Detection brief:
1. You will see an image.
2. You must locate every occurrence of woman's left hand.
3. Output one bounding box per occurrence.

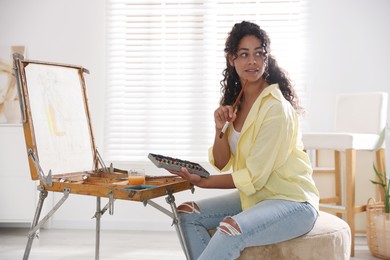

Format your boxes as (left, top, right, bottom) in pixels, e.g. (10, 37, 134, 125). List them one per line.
(168, 167, 202, 186)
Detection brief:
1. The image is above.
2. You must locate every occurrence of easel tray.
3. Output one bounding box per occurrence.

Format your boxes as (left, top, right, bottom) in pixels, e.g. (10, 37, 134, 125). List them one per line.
(47, 172, 192, 201)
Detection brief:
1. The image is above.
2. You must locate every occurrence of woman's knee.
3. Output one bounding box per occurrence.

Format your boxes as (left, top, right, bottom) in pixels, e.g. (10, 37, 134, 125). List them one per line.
(218, 217, 241, 236)
(177, 201, 200, 214)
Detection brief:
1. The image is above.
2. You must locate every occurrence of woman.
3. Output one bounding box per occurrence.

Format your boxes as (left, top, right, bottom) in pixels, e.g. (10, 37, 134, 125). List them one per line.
(170, 21, 319, 260)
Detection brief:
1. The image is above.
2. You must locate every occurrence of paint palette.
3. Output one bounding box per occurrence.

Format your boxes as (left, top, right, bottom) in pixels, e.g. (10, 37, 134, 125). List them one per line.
(148, 153, 210, 178)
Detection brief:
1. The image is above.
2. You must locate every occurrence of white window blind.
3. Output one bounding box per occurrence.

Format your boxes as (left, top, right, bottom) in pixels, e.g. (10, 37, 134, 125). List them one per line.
(105, 0, 307, 163)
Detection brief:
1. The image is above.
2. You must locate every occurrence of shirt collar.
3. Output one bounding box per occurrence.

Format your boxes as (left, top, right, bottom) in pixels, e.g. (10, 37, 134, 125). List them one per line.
(239, 83, 281, 134)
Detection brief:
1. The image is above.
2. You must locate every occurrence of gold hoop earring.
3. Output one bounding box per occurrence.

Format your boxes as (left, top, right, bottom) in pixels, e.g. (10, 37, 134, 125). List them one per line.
(263, 66, 269, 82)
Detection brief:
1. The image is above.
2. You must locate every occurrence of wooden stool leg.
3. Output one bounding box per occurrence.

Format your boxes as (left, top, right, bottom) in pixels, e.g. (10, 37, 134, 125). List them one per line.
(376, 149, 386, 202)
(346, 149, 356, 257)
(334, 151, 342, 218)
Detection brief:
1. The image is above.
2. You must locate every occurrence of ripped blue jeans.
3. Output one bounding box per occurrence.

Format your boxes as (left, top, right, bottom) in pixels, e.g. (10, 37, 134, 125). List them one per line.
(178, 191, 317, 260)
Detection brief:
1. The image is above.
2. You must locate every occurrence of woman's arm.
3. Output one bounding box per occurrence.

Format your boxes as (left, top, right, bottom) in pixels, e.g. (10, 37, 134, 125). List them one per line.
(212, 128, 231, 170)
(212, 105, 236, 169)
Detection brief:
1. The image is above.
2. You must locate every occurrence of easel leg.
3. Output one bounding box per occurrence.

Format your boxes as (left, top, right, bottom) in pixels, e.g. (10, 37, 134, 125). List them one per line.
(24, 187, 70, 260)
(23, 186, 48, 260)
(165, 191, 191, 260)
(95, 197, 101, 260)
(92, 196, 114, 260)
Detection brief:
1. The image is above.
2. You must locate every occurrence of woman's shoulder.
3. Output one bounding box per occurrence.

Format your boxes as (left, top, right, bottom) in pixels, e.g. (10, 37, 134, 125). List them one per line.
(266, 83, 284, 101)
(260, 84, 283, 107)
(261, 85, 296, 118)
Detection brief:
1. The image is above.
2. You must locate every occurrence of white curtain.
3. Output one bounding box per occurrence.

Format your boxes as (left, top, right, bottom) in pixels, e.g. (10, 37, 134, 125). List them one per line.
(105, 0, 307, 163)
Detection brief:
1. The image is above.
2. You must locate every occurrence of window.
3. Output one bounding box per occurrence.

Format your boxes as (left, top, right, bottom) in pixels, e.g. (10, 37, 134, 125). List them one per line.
(105, 0, 307, 163)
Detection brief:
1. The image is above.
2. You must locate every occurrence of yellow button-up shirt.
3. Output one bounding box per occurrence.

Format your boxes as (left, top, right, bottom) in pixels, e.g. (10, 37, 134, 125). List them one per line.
(209, 84, 319, 211)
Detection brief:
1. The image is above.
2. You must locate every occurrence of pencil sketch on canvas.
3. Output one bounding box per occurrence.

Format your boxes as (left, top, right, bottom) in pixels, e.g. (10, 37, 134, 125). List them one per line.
(24, 63, 94, 175)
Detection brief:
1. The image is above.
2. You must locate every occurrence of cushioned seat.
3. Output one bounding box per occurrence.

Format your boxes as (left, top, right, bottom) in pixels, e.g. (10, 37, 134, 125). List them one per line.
(303, 132, 381, 151)
(210, 211, 351, 260)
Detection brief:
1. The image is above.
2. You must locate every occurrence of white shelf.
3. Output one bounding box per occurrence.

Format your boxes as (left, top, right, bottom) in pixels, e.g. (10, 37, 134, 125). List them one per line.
(0, 126, 36, 224)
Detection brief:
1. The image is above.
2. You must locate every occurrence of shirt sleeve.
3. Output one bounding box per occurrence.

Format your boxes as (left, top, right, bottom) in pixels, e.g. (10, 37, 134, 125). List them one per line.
(232, 101, 295, 197)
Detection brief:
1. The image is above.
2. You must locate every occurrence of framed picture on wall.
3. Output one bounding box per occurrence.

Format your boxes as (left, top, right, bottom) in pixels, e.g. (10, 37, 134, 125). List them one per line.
(0, 45, 25, 124)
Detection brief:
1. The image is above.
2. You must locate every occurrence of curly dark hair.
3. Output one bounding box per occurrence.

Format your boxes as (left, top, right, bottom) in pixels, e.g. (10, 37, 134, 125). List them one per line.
(220, 21, 302, 112)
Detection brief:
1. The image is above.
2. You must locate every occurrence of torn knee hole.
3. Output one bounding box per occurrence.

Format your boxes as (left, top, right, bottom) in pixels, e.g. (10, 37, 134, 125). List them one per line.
(218, 217, 241, 236)
(177, 201, 200, 214)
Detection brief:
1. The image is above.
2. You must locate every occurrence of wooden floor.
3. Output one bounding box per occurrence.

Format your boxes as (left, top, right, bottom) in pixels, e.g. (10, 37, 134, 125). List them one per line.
(0, 227, 380, 259)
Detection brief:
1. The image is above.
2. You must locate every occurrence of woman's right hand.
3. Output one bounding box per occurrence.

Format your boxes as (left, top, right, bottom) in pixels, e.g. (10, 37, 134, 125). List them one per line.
(214, 105, 236, 130)
(212, 105, 235, 169)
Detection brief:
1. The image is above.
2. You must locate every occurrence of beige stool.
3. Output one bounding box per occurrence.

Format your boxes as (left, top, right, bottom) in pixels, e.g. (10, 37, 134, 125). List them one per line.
(210, 211, 351, 260)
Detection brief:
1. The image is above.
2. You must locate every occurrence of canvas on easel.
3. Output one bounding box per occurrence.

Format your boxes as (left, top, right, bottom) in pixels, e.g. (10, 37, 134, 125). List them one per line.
(22, 57, 95, 176)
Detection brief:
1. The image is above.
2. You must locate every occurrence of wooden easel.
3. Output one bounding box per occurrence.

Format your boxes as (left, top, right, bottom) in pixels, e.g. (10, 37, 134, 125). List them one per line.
(13, 54, 194, 260)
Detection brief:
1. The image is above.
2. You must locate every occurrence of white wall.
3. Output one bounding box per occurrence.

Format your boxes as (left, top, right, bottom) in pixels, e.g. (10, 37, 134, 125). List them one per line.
(305, 0, 390, 131)
(0, 0, 389, 232)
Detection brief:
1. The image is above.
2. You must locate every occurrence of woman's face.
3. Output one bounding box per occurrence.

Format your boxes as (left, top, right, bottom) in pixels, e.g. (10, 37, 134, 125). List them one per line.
(230, 35, 267, 83)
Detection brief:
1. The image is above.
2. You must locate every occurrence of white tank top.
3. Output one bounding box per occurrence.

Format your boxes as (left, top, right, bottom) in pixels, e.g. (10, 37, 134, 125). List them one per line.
(228, 126, 240, 156)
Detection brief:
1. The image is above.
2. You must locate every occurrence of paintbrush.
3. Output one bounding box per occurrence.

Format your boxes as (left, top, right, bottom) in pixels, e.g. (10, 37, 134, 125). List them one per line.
(219, 79, 248, 138)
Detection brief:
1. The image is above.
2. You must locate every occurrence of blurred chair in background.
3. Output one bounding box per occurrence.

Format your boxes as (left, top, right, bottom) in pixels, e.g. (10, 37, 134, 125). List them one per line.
(302, 92, 388, 256)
